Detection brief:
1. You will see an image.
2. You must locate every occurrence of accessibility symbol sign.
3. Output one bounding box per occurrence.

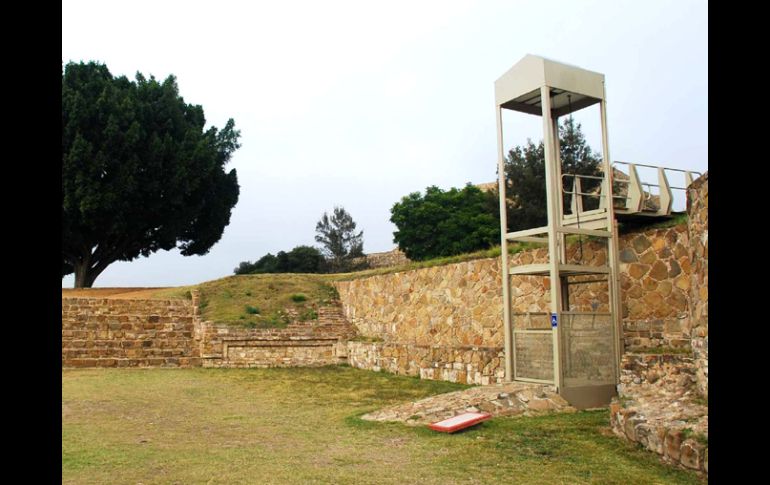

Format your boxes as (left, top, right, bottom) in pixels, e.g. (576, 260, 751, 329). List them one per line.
(551, 313, 558, 328)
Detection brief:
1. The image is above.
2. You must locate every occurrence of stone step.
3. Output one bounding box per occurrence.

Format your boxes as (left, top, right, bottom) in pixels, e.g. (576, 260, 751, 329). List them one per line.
(620, 352, 695, 387)
(610, 398, 707, 474)
(63, 357, 201, 368)
(62, 338, 194, 346)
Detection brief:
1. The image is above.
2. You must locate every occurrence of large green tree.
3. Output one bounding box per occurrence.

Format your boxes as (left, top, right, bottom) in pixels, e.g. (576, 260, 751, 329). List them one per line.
(503, 117, 602, 232)
(315, 207, 365, 272)
(390, 184, 500, 261)
(62, 61, 241, 287)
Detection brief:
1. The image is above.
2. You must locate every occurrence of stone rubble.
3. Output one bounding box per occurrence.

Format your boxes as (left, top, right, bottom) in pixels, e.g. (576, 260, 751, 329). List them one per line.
(361, 382, 575, 426)
(610, 352, 707, 475)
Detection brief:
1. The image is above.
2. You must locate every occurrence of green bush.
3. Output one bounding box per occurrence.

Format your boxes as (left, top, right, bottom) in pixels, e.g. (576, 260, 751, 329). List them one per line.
(234, 246, 326, 274)
(245, 305, 260, 314)
(290, 293, 307, 303)
(390, 184, 500, 261)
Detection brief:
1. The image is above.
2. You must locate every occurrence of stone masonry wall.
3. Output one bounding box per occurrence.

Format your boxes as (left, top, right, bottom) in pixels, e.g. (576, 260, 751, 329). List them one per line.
(688, 172, 708, 399)
(62, 298, 198, 367)
(351, 248, 411, 270)
(336, 225, 692, 384)
(198, 303, 357, 368)
(619, 226, 692, 350)
(610, 352, 708, 474)
(347, 341, 505, 385)
(62, 292, 357, 369)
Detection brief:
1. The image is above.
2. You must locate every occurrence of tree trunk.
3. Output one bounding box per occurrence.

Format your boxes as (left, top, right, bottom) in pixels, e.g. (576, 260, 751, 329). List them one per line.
(73, 261, 92, 288)
(73, 260, 101, 288)
(69, 248, 116, 288)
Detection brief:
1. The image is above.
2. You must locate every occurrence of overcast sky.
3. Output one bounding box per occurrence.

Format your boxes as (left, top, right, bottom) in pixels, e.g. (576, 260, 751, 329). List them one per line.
(62, 0, 708, 288)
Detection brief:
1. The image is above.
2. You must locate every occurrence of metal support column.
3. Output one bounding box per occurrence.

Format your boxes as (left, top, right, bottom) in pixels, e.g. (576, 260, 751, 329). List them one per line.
(600, 93, 623, 376)
(541, 85, 563, 391)
(496, 106, 513, 382)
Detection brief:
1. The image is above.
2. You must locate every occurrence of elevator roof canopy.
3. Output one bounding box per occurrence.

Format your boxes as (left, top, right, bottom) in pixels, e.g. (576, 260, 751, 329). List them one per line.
(495, 54, 605, 118)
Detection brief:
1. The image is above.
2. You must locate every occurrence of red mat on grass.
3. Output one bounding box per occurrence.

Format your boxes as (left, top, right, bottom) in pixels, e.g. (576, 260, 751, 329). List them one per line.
(427, 412, 491, 433)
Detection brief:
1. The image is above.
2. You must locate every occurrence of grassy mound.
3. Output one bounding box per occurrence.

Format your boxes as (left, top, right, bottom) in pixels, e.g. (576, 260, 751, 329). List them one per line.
(149, 274, 338, 328)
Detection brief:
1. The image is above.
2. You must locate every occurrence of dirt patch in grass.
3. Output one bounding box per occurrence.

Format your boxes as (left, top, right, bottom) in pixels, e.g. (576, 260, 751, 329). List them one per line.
(62, 288, 172, 299)
(63, 367, 705, 485)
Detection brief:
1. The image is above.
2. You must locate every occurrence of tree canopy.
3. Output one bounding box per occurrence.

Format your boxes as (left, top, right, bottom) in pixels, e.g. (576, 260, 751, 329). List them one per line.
(315, 207, 365, 272)
(388, 119, 600, 261)
(234, 246, 325, 275)
(62, 61, 241, 287)
(390, 184, 500, 261)
(503, 117, 602, 232)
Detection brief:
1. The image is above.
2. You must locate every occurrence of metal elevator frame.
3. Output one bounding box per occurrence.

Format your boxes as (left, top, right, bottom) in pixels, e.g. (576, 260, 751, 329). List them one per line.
(495, 55, 621, 408)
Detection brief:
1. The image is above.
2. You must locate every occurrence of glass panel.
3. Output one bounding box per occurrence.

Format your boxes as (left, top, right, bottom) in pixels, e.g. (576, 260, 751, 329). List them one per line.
(514, 332, 553, 381)
(511, 312, 550, 330)
(560, 313, 616, 387)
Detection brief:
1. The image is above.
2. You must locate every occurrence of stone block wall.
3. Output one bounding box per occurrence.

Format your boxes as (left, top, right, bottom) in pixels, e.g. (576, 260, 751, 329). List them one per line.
(337, 257, 507, 348)
(62, 297, 198, 367)
(618, 226, 692, 349)
(198, 303, 358, 368)
(347, 341, 505, 385)
(610, 352, 707, 475)
(335, 225, 693, 383)
(688, 172, 708, 399)
(362, 248, 411, 269)
(62, 293, 357, 369)
(610, 401, 707, 474)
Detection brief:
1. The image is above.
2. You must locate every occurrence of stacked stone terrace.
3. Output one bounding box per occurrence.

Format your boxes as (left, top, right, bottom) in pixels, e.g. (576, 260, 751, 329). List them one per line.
(62, 293, 358, 369)
(62, 297, 199, 367)
(195, 295, 358, 368)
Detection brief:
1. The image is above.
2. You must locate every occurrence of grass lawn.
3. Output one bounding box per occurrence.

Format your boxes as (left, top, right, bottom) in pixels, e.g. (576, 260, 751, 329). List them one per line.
(63, 366, 704, 485)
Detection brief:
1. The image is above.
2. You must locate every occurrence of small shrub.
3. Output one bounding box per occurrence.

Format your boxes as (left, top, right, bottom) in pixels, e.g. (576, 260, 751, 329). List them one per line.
(263, 310, 291, 328)
(299, 308, 318, 321)
(245, 291, 252, 296)
(680, 427, 708, 445)
(245, 305, 260, 315)
(290, 293, 307, 303)
(320, 283, 339, 301)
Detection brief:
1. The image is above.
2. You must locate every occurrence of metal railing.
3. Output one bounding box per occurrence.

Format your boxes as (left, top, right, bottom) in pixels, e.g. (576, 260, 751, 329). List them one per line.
(559, 162, 702, 217)
(612, 162, 702, 215)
